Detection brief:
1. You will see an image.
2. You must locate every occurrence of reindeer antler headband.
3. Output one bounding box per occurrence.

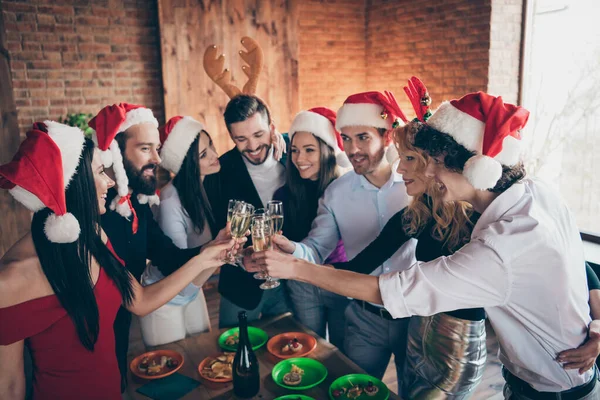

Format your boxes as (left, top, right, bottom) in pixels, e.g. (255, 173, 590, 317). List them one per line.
(203, 37, 264, 98)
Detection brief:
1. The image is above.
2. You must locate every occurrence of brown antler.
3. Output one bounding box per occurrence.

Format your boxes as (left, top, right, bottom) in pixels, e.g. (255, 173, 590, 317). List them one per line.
(203, 44, 242, 99)
(238, 36, 264, 95)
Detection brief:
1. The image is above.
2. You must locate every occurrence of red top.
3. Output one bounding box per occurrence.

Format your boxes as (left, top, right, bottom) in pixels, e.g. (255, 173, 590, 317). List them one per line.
(0, 248, 124, 399)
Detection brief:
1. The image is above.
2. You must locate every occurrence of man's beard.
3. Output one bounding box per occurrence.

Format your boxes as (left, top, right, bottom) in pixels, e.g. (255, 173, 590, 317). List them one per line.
(350, 147, 386, 176)
(241, 144, 270, 165)
(123, 156, 157, 195)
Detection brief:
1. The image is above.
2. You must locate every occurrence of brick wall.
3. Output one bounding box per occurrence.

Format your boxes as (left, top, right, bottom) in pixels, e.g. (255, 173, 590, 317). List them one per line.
(366, 0, 492, 117)
(2, 0, 164, 137)
(298, 0, 367, 111)
(488, 0, 524, 104)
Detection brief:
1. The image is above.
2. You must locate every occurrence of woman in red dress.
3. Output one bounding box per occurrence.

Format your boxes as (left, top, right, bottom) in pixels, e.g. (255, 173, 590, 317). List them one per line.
(0, 122, 236, 400)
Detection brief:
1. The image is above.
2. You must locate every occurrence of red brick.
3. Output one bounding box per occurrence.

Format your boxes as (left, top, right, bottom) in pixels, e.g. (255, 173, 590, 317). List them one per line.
(31, 99, 50, 107)
(76, 16, 109, 26)
(46, 81, 65, 88)
(15, 12, 36, 22)
(38, 5, 74, 16)
(3, 3, 37, 13)
(27, 71, 47, 80)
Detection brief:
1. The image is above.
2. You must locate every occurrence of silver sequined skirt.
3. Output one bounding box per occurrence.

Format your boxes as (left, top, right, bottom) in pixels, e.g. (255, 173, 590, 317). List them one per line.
(402, 313, 487, 399)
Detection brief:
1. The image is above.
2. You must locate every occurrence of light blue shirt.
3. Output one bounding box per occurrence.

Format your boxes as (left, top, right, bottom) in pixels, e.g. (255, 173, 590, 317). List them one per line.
(293, 162, 417, 281)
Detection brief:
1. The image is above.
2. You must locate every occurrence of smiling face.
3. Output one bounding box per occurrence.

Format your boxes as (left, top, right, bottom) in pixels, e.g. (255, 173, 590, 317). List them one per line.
(229, 112, 273, 165)
(92, 148, 115, 214)
(340, 125, 386, 176)
(424, 154, 475, 202)
(291, 131, 321, 181)
(121, 122, 162, 195)
(198, 131, 220, 177)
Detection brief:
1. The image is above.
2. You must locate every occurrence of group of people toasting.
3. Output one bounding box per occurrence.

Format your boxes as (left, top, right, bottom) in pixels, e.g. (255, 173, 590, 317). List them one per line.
(1, 51, 600, 399)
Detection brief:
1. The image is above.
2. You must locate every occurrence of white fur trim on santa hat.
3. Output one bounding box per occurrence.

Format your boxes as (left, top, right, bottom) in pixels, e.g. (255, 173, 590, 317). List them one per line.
(160, 117, 204, 174)
(336, 151, 352, 168)
(427, 101, 485, 153)
(110, 195, 133, 218)
(109, 141, 129, 198)
(385, 144, 399, 164)
(44, 212, 81, 243)
(9, 186, 46, 212)
(44, 121, 85, 188)
(90, 132, 114, 167)
(336, 103, 390, 131)
(290, 111, 338, 150)
(493, 135, 521, 166)
(119, 107, 158, 134)
(463, 155, 502, 190)
(137, 193, 160, 206)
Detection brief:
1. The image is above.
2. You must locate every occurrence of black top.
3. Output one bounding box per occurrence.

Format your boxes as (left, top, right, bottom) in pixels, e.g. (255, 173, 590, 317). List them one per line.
(273, 180, 320, 242)
(101, 188, 200, 389)
(203, 137, 289, 310)
(332, 195, 486, 321)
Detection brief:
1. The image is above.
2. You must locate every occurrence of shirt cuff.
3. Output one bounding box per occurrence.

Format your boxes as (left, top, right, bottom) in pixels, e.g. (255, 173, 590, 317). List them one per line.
(379, 271, 411, 319)
(292, 242, 304, 259)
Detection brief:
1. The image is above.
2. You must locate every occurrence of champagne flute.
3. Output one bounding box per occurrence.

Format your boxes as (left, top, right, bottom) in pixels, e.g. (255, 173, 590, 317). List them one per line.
(267, 200, 284, 234)
(227, 199, 240, 223)
(251, 212, 269, 280)
(226, 202, 254, 264)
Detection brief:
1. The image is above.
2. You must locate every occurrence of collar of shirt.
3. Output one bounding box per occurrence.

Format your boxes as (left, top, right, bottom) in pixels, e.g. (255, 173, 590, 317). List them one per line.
(352, 160, 402, 192)
(241, 146, 279, 172)
(473, 180, 526, 237)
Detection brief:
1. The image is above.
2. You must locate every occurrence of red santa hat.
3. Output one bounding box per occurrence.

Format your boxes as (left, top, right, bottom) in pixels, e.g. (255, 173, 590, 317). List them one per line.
(288, 107, 351, 168)
(336, 91, 408, 163)
(159, 116, 205, 174)
(426, 92, 530, 190)
(0, 121, 85, 243)
(88, 103, 160, 218)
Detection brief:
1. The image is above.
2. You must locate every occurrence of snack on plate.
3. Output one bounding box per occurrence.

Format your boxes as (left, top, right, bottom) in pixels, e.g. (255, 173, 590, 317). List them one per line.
(137, 355, 179, 376)
(201, 353, 234, 380)
(225, 332, 240, 346)
(281, 337, 303, 354)
(364, 381, 379, 396)
(282, 364, 304, 386)
(138, 356, 150, 373)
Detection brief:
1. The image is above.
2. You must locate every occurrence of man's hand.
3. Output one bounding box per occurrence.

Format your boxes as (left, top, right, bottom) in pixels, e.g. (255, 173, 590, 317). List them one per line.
(214, 222, 232, 241)
(271, 234, 295, 254)
(557, 320, 600, 374)
(271, 127, 286, 161)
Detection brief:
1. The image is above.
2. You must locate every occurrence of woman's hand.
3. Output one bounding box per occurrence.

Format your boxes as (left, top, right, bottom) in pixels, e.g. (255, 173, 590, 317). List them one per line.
(271, 234, 295, 254)
(251, 250, 301, 280)
(557, 320, 600, 374)
(214, 222, 232, 241)
(198, 237, 244, 269)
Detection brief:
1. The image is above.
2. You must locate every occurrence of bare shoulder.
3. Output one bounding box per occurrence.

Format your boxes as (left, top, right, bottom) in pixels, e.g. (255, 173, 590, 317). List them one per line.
(0, 233, 50, 308)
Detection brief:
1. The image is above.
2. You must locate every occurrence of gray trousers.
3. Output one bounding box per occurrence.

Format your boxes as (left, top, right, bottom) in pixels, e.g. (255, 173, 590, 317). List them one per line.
(287, 280, 350, 351)
(343, 300, 410, 381)
(503, 367, 600, 399)
(218, 283, 291, 328)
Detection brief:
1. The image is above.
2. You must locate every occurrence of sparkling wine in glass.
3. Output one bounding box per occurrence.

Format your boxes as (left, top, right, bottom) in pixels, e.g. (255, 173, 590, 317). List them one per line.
(267, 200, 284, 234)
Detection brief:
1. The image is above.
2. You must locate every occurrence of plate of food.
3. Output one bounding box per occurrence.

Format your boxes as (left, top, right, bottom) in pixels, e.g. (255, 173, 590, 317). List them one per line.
(271, 357, 327, 391)
(267, 332, 317, 359)
(218, 327, 268, 352)
(130, 349, 184, 380)
(329, 374, 389, 399)
(198, 352, 234, 382)
(273, 395, 316, 400)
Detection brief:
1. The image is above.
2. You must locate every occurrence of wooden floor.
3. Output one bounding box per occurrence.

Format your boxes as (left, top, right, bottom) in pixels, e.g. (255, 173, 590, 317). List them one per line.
(129, 280, 505, 399)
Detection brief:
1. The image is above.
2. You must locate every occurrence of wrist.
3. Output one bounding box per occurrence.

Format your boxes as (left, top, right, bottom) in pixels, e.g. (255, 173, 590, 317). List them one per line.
(292, 258, 309, 281)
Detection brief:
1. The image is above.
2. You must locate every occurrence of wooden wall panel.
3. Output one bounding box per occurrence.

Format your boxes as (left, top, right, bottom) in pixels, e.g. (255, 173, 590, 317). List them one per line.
(0, 6, 31, 257)
(158, 0, 299, 155)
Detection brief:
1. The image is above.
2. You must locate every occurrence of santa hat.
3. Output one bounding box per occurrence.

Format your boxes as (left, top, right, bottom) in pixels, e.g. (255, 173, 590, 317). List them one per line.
(426, 92, 530, 190)
(336, 91, 408, 163)
(288, 107, 351, 168)
(159, 116, 205, 174)
(0, 121, 85, 243)
(88, 103, 160, 218)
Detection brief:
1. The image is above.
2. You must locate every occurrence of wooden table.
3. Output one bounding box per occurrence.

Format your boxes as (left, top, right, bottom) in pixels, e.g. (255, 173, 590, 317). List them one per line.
(127, 313, 402, 399)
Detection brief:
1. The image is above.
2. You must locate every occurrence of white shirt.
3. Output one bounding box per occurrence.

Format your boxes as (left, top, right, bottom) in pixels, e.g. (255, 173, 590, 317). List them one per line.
(379, 178, 592, 391)
(242, 147, 285, 208)
(293, 161, 417, 280)
(141, 182, 213, 305)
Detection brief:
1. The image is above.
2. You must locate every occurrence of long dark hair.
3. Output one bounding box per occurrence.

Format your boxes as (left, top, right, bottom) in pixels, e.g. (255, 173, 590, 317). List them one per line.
(413, 124, 525, 192)
(171, 133, 216, 236)
(285, 135, 338, 240)
(31, 139, 134, 351)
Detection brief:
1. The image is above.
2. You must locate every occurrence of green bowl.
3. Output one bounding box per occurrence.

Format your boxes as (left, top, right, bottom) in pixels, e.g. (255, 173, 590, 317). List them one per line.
(272, 357, 328, 391)
(274, 396, 316, 400)
(218, 327, 268, 351)
(328, 374, 389, 400)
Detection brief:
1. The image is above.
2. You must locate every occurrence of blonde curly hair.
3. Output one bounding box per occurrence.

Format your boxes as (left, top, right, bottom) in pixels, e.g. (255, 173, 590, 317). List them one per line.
(394, 121, 475, 253)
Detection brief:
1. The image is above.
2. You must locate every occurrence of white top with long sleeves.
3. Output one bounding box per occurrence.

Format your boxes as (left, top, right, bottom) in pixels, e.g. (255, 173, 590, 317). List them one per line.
(379, 178, 592, 392)
(141, 182, 213, 305)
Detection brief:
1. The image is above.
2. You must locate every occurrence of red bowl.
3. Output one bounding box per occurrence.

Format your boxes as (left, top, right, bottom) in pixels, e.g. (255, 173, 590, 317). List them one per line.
(267, 332, 317, 359)
(130, 349, 184, 380)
